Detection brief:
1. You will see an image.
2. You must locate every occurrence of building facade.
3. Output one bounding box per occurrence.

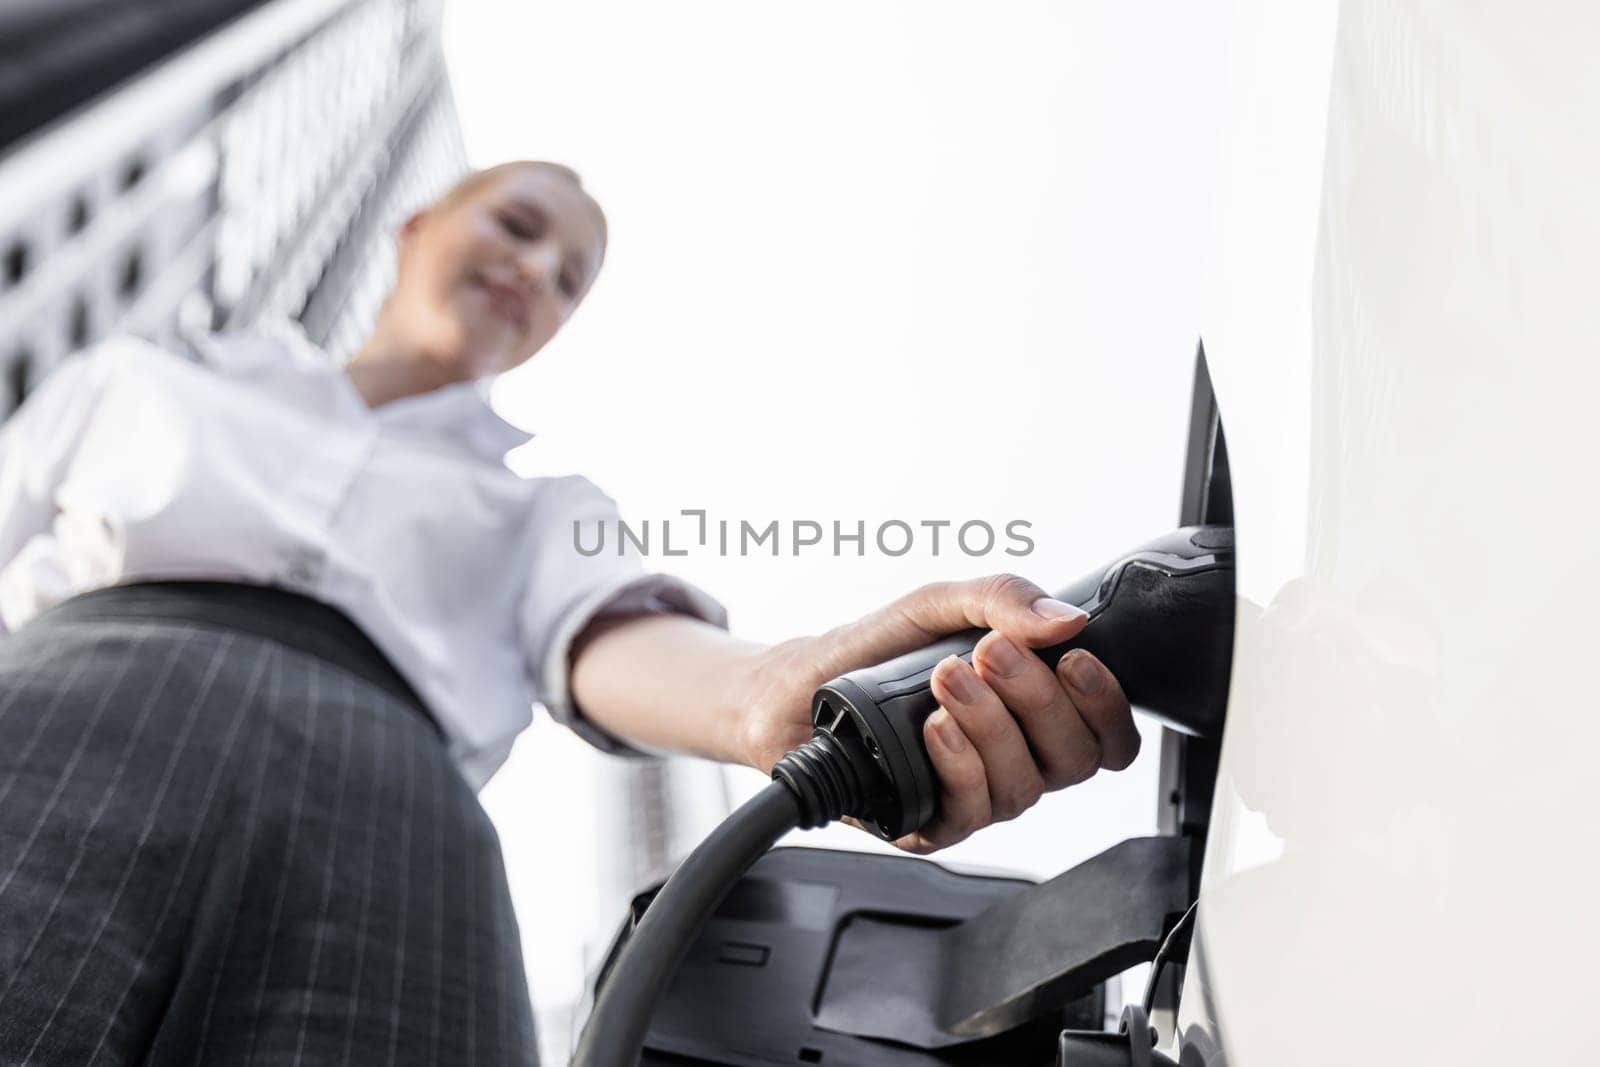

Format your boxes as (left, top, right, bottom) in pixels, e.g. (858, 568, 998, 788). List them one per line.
(0, 0, 468, 416)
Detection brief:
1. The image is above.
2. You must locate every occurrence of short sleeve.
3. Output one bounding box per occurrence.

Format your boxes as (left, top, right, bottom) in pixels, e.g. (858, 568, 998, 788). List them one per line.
(0, 348, 109, 633)
(520, 475, 729, 756)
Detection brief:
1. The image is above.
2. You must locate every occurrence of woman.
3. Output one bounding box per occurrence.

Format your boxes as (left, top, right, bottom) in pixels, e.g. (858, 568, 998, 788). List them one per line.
(0, 160, 1138, 1064)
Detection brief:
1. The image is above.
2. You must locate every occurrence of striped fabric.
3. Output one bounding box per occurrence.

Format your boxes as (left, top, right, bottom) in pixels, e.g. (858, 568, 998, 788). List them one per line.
(0, 604, 537, 1063)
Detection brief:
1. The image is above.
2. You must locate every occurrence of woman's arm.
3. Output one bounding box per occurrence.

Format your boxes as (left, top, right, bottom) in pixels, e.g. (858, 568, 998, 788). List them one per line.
(569, 573, 1139, 853)
(567, 610, 768, 766)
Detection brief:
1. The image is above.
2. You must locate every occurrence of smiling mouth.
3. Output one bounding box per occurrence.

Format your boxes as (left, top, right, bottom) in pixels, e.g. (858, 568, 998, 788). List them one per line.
(473, 276, 531, 330)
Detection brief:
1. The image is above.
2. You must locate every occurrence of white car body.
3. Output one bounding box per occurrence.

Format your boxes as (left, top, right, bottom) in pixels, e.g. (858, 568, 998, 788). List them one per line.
(1179, 1, 1600, 1063)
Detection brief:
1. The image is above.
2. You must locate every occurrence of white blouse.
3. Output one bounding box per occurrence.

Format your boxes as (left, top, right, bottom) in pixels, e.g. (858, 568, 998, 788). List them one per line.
(0, 322, 727, 788)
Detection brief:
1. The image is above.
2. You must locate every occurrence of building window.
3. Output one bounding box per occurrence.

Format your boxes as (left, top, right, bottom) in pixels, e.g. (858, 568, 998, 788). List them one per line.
(69, 297, 91, 349)
(3, 239, 27, 288)
(119, 247, 144, 298)
(68, 196, 91, 235)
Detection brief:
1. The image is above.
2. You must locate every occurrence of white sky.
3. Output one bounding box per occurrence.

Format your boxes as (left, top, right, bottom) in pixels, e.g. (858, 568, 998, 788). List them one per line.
(444, 0, 1221, 1053)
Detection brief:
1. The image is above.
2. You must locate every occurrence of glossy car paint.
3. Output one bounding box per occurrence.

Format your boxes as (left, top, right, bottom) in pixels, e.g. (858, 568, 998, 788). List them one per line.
(1179, 1, 1600, 1063)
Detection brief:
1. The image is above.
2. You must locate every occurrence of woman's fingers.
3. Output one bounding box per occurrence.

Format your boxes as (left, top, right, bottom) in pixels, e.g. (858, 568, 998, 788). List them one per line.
(971, 632, 1103, 789)
(929, 655, 1045, 823)
(887, 651, 1139, 856)
(808, 575, 1139, 857)
(1057, 649, 1140, 771)
(897, 709, 989, 854)
(812, 574, 1091, 683)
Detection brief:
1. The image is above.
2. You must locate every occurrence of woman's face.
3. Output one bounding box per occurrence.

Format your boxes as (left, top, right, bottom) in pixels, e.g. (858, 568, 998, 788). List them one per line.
(393, 165, 607, 379)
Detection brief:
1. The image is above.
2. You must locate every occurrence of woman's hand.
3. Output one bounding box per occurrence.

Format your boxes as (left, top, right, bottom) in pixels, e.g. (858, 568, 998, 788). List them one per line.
(737, 574, 1139, 854)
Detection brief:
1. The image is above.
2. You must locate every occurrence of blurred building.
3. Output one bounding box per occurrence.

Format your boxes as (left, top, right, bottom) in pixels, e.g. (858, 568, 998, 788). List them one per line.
(0, 0, 468, 416)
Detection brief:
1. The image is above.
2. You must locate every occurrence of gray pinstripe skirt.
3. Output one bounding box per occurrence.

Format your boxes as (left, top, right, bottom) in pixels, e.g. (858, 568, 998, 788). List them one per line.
(0, 581, 537, 1065)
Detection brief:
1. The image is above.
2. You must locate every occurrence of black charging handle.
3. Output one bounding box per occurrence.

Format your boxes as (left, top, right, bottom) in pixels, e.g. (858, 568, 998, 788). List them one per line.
(808, 526, 1235, 840)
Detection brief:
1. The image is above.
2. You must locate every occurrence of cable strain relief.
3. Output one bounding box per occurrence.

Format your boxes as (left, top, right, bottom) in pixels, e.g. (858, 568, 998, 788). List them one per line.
(771, 732, 867, 829)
